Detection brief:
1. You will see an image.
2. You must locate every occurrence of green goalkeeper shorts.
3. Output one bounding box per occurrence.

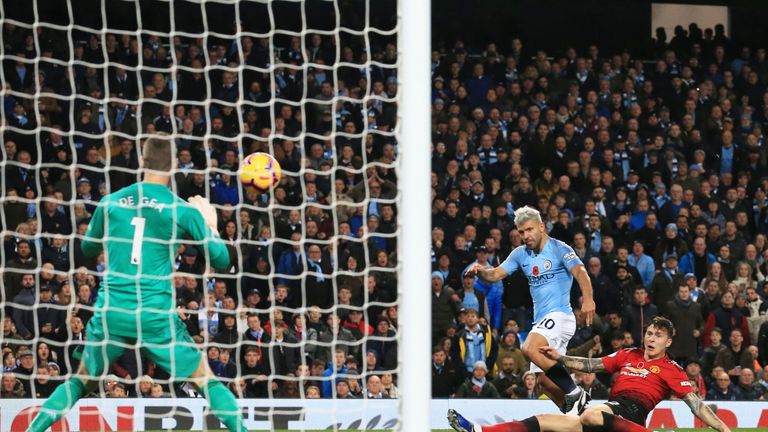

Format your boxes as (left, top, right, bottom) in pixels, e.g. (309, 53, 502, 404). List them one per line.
(82, 311, 202, 380)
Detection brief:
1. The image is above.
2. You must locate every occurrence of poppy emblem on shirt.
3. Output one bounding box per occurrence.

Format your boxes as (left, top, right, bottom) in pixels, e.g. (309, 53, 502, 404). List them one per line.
(532, 266, 539, 276)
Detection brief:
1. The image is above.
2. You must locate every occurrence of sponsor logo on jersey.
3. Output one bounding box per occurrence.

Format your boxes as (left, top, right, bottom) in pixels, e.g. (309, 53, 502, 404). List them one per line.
(563, 252, 577, 261)
(526, 273, 556, 285)
(681, 381, 691, 386)
(621, 363, 651, 378)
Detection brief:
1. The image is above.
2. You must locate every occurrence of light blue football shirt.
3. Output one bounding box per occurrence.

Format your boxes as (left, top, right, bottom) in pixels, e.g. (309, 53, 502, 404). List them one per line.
(500, 236, 583, 323)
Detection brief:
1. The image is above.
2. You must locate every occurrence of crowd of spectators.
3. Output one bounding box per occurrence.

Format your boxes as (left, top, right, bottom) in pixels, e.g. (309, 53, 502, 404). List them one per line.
(429, 24, 768, 401)
(3, 11, 768, 404)
(1, 13, 400, 400)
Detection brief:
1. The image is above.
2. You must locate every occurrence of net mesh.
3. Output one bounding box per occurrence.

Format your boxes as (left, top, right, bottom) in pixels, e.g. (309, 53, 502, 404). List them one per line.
(0, 0, 401, 429)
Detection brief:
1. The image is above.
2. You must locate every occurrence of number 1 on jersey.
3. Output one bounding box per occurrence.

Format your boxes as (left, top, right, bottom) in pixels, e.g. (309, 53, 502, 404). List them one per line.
(130, 217, 146, 265)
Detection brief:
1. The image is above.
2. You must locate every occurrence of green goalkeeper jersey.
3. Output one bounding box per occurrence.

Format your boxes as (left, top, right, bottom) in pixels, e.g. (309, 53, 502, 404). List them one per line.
(82, 182, 229, 337)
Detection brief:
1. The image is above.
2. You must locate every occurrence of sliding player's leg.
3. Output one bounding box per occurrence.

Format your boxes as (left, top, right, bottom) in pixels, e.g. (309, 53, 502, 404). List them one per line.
(448, 409, 582, 432)
(143, 315, 245, 432)
(475, 404, 649, 432)
(28, 316, 126, 432)
(580, 401, 652, 432)
(588, 413, 651, 432)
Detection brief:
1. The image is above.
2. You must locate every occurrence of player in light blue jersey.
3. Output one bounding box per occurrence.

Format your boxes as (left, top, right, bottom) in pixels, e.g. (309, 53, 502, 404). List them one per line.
(465, 206, 596, 416)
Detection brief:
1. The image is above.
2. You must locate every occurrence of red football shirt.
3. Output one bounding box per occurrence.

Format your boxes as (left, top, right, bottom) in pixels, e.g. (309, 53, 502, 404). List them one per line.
(601, 348, 694, 412)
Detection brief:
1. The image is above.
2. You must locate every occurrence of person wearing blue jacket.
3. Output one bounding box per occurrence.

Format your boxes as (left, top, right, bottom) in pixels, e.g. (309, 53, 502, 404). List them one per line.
(628, 240, 655, 288)
(678, 237, 716, 281)
(321, 349, 349, 398)
(212, 167, 240, 205)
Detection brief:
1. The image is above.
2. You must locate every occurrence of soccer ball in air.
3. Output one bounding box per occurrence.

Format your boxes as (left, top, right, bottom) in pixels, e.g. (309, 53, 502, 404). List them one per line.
(240, 152, 282, 192)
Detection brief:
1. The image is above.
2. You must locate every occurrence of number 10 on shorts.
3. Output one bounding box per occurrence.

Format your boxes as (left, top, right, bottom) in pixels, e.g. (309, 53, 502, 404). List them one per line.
(537, 318, 556, 330)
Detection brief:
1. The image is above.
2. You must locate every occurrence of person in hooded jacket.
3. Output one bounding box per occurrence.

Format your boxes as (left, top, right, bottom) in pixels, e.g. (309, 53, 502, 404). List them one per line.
(622, 286, 659, 344)
(665, 284, 704, 363)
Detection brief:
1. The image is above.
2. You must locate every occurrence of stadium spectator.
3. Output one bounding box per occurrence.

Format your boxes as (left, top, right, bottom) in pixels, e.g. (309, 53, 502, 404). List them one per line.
(315, 314, 357, 365)
(622, 286, 659, 344)
(686, 358, 708, 398)
(321, 349, 348, 398)
(649, 253, 685, 308)
(10, 274, 37, 339)
(364, 374, 390, 399)
(704, 291, 750, 347)
(679, 237, 717, 279)
(454, 360, 499, 399)
(240, 346, 270, 398)
(714, 329, 755, 381)
(1, 372, 26, 398)
(736, 368, 761, 401)
(432, 345, 461, 398)
(665, 284, 704, 363)
(431, 269, 461, 343)
(515, 371, 541, 399)
(451, 308, 498, 377)
(628, 240, 655, 288)
(380, 372, 399, 398)
(5, 243, 37, 298)
(587, 257, 620, 316)
(495, 330, 528, 375)
(335, 378, 355, 399)
(367, 317, 398, 371)
(241, 313, 269, 363)
(136, 375, 154, 398)
(491, 355, 522, 399)
(31, 364, 58, 398)
(707, 371, 742, 401)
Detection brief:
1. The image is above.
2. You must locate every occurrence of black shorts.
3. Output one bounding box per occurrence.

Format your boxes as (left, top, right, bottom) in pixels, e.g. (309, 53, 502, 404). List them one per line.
(603, 397, 649, 426)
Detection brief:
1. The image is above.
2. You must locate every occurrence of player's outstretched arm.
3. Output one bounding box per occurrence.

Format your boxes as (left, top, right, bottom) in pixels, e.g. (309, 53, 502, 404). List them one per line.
(465, 263, 508, 282)
(683, 392, 730, 432)
(184, 195, 229, 271)
(538, 346, 605, 373)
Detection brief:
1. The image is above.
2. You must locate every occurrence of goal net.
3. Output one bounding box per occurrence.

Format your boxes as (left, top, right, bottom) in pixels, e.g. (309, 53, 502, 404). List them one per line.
(0, 0, 430, 430)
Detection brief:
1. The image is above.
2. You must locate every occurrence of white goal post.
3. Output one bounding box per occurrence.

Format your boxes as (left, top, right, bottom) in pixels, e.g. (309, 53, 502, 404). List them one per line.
(398, 0, 432, 432)
(397, 0, 432, 430)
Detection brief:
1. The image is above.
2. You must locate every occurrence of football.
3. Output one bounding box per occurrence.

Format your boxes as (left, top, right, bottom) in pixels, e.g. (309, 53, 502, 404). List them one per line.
(240, 152, 282, 192)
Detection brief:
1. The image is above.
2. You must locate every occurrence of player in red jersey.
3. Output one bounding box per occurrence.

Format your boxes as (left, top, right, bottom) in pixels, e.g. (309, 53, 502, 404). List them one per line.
(448, 316, 730, 432)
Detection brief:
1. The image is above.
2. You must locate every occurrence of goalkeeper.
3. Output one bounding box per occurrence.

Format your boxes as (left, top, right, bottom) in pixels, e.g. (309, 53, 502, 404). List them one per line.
(29, 137, 246, 432)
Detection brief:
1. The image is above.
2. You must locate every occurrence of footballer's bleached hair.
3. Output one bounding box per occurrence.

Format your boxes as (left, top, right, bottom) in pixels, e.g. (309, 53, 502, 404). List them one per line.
(514, 206, 543, 227)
